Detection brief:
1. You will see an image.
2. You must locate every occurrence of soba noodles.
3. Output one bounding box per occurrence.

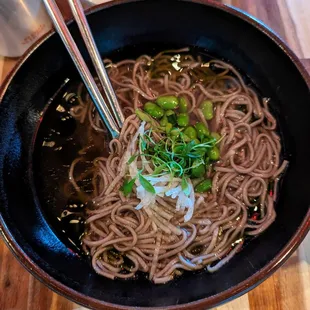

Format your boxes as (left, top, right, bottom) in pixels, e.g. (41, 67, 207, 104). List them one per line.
(69, 48, 288, 284)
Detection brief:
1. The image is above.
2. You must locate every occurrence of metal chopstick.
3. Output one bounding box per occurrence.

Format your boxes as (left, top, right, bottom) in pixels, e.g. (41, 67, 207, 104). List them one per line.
(68, 0, 124, 129)
(43, 0, 120, 138)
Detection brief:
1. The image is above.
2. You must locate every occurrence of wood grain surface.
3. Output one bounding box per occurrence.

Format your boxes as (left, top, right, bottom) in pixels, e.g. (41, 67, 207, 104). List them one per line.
(0, 0, 309, 309)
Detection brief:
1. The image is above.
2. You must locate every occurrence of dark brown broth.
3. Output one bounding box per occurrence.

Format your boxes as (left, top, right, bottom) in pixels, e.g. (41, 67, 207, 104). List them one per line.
(33, 79, 110, 252)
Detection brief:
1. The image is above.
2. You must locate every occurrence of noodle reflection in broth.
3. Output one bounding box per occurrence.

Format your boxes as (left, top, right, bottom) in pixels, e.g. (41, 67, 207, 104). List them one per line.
(69, 48, 288, 284)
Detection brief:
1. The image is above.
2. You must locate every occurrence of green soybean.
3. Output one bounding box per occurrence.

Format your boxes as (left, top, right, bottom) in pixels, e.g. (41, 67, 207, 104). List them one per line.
(183, 126, 197, 139)
(170, 128, 180, 138)
(173, 145, 184, 153)
(202, 136, 211, 144)
(182, 134, 191, 142)
(144, 102, 164, 119)
(166, 123, 173, 134)
(195, 179, 212, 193)
(165, 110, 177, 125)
(179, 97, 188, 112)
(191, 159, 206, 178)
(165, 110, 174, 116)
(177, 113, 189, 127)
(209, 146, 220, 161)
(156, 96, 179, 110)
(135, 109, 154, 123)
(211, 132, 221, 141)
(200, 100, 214, 120)
(160, 115, 168, 127)
(195, 122, 210, 139)
(192, 177, 204, 187)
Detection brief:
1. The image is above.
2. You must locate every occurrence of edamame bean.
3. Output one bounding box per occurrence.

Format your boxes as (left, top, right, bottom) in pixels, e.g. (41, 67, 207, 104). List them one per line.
(193, 138, 201, 145)
(182, 134, 191, 142)
(200, 100, 214, 120)
(173, 145, 183, 153)
(144, 102, 164, 119)
(166, 123, 173, 134)
(184, 126, 197, 139)
(209, 146, 220, 161)
(165, 110, 175, 117)
(211, 132, 221, 141)
(170, 128, 181, 138)
(202, 136, 211, 144)
(179, 97, 188, 113)
(192, 177, 204, 187)
(177, 113, 189, 127)
(195, 179, 212, 193)
(156, 96, 179, 110)
(191, 159, 206, 178)
(136, 109, 154, 123)
(160, 115, 168, 127)
(165, 110, 177, 125)
(195, 122, 210, 139)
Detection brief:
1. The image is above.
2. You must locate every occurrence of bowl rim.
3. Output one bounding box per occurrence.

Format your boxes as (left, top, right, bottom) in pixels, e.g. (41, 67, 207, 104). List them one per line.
(0, 0, 310, 309)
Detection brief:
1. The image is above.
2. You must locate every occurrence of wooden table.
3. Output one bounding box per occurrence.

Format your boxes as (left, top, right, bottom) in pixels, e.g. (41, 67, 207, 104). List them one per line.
(0, 1, 309, 309)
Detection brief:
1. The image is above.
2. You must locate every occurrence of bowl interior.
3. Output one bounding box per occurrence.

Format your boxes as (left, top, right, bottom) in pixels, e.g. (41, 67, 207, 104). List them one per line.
(0, 0, 309, 308)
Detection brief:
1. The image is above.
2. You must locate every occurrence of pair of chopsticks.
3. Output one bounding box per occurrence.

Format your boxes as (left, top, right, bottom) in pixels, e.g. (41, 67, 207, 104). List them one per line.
(43, 0, 124, 138)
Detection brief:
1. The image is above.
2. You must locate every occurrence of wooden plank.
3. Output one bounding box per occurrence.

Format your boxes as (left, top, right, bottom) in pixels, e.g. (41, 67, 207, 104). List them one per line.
(248, 274, 281, 310)
(284, 0, 310, 58)
(0, 240, 31, 310)
(27, 275, 73, 310)
(248, 252, 308, 310)
(216, 293, 250, 310)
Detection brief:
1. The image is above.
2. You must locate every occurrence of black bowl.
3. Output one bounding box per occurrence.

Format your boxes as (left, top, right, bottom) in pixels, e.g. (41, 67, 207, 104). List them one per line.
(0, 0, 309, 309)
